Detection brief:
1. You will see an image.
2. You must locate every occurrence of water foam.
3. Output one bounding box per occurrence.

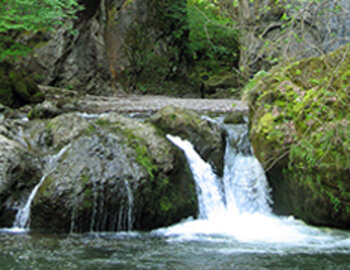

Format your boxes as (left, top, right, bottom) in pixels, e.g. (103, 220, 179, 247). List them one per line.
(161, 127, 348, 248)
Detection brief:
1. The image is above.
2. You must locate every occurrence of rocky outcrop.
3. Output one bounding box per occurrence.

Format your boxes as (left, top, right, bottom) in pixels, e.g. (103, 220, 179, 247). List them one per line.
(29, 112, 197, 232)
(0, 132, 41, 227)
(18, 0, 188, 95)
(244, 43, 350, 228)
(150, 106, 225, 176)
(19, 0, 111, 96)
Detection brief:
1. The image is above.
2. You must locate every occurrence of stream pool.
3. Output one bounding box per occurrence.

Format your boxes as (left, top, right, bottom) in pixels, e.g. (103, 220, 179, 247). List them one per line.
(1, 227, 350, 270)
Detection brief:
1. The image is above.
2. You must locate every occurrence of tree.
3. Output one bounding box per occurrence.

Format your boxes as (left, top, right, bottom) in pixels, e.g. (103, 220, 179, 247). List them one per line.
(0, 0, 82, 62)
(235, 0, 350, 83)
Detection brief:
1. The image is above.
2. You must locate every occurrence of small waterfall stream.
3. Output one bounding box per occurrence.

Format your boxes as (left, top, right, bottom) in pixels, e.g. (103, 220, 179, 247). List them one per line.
(162, 123, 337, 245)
(12, 145, 70, 230)
(166, 123, 272, 221)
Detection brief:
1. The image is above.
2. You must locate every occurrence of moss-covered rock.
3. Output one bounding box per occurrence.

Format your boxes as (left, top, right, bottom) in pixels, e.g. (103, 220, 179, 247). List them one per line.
(244, 43, 350, 228)
(30, 112, 197, 232)
(150, 106, 225, 176)
(0, 63, 44, 108)
(224, 111, 247, 125)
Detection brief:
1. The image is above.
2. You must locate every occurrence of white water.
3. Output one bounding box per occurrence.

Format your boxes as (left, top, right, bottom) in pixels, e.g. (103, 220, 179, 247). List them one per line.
(12, 145, 71, 231)
(161, 127, 349, 248)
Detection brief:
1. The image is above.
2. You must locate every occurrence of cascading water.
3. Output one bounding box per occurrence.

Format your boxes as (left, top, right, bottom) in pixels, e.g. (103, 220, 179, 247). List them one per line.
(222, 124, 272, 215)
(12, 145, 70, 231)
(166, 123, 272, 220)
(161, 123, 339, 245)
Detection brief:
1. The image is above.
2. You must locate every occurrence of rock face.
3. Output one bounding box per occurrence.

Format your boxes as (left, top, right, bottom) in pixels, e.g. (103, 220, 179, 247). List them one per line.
(245, 44, 350, 228)
(19, 0, 188, 95)
(237, 0, 350, 79)
(20, 0, 111, 95)
(150, 106, 226, 176)
(29, 112, 197, 232)
(0, 132, 41, 227)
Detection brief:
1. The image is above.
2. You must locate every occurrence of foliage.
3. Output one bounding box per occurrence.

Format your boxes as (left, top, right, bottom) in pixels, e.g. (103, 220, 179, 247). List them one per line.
(236, 0, 350, 83)
(0, 0, 82, 62)
(247, 43, 350, 171)
(121, 0, 240, 96)
(245, 43, 350, 219)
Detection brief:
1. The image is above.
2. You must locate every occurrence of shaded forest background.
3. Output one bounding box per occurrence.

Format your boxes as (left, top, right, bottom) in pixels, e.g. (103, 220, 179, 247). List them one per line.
(0, 0, 349, 101)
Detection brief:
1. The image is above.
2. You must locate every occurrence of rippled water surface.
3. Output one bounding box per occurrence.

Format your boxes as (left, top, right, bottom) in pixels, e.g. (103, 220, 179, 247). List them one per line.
(1, 229, 350, 270)
(2, 124, 350, 269)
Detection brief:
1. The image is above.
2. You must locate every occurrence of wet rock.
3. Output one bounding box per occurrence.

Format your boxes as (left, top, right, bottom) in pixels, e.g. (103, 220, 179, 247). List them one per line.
(0, 134, 41, 227)
(28, 101, 61, 120)
(30, 113, 197, 232)
(223, 111, 247, 124)
(150, 106, 225, 176)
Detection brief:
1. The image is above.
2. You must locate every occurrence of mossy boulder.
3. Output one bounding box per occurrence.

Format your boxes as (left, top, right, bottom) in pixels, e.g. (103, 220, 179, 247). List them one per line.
(0, 64, 44, 108)
(244, 43, 350, 228)
(30, 113, 197, 232)
(223, 111, 247, 125)
(150, 106, 225, 176)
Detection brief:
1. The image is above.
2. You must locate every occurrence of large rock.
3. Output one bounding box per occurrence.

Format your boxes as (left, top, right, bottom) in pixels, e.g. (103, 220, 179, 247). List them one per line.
(244, 43, 350, 228)
(30, 113, 197, 232)
(150, 106, 225, 176)
(19, 0, 188, 95)
(19, 0, 111, 96)
(0, 132, 41, 227)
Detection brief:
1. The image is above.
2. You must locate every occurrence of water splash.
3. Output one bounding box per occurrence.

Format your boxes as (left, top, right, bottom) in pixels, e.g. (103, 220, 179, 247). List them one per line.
(13, 145, 70, 230)
(161, 125, 339, 246)
(166, 135, 225, 219)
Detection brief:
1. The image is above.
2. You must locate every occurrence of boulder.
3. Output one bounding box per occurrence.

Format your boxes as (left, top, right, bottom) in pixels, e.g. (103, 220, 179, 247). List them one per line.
(30, 113, 197, 232)
(0, 133, 41, 227)
(244, 43, 350, 228)
(150, 106, 225, 176)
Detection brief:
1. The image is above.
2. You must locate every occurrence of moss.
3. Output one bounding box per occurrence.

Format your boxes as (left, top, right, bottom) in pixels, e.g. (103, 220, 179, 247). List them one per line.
(0, 66, 44, 107)
(159, 196, 172, 212)
(82, 188, 93, 209)
(83, 124, 96, 136)
(96, 118, 110, 127)
(245, 43, 350, 228)
(81, 174, 90, 184)
(120, 127, 158, 180)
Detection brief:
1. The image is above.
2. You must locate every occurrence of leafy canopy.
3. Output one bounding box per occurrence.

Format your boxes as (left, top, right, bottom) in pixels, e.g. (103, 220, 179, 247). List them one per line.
(0, 0, 82, 62)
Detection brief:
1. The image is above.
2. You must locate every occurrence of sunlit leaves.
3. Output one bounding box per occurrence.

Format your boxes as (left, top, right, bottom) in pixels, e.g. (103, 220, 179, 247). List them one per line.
(0, 0, 82, 62)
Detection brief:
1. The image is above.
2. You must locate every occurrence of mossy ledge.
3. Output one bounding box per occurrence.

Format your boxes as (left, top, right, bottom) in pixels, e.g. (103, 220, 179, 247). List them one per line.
(244, 43, 350, 228)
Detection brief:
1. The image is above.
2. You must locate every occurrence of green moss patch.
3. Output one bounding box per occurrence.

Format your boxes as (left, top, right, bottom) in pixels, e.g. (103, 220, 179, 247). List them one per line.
(245, 43, 350, 228)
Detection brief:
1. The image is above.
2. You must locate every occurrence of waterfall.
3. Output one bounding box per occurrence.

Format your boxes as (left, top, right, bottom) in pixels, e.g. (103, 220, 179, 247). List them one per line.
(166, 124, 271, 220)
(162, 123, 325, 244)
(222, 124, 272, 215)
(166, 135, 225, 219)
(13, 145, 70, 230)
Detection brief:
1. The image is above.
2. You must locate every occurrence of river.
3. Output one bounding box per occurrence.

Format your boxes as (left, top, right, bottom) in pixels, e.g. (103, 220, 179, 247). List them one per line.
(1, 123, 350, 269)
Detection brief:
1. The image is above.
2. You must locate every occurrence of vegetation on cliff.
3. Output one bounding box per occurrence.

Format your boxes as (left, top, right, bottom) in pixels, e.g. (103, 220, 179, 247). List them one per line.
(244, 43, 350, 228)
(0, 0, 81, 62)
